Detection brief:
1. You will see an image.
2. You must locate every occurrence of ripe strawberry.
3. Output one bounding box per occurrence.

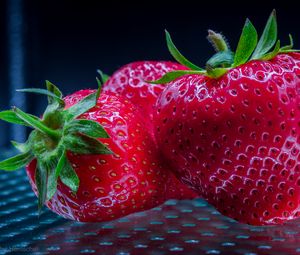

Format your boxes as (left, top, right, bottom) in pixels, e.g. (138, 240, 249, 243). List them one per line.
(152, 11, 300, 225)
(102, 61, 198, 199)
(0, 81, 195, 222)
(103, 61, 188, 133)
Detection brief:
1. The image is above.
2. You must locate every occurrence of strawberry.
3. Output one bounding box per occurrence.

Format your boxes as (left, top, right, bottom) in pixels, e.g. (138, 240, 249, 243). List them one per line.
(152, 11, 300, 225)
(103, 61, 188, 133)
(102, 61, 197, 198)
(0, 81, 195, 222)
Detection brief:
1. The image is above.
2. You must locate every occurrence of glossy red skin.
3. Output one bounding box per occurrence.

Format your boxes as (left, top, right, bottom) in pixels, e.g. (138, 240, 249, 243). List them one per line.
(103, 61, 188, 134)
(103, 61, 197, 198)
(154, 53, 300, 225)
(26, 90, 196, 222)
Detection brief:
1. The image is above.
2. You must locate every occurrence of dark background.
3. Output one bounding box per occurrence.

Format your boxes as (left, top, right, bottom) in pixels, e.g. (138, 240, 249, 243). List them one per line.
(0, 0, 299, 148)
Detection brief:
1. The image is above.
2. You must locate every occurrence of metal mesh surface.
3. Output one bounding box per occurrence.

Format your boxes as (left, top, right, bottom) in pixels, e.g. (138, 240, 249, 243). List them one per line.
(1, 170, 300, 255)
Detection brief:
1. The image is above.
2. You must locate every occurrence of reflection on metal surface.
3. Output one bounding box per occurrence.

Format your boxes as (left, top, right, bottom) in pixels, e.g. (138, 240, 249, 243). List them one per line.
(1, 170, 300, 255)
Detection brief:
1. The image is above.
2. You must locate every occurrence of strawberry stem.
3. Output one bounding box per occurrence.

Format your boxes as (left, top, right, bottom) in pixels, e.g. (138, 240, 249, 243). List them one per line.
(207, 30, 230, 52)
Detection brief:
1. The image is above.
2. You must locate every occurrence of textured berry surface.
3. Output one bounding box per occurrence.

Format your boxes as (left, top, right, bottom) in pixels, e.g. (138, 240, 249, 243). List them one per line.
(103, 61, 187, 132)
(26, 90, 196, 222)
(154, 53, 300, 225)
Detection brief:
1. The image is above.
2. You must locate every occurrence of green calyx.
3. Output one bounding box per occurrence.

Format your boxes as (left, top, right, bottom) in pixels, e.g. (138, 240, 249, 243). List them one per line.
(150, 10, 299, 84)
(0, 80, 112, 212)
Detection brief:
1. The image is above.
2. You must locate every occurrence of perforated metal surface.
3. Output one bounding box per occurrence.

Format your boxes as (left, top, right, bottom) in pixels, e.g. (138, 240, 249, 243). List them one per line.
(1, 170, 300, 255)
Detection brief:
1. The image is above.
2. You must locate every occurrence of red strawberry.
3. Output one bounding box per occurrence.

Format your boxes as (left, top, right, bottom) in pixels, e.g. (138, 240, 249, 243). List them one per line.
(0, 82, 195, 222)
(153, 11, 300, 225)
(103, 61, 188, 133)
(103, 61, 198, 199)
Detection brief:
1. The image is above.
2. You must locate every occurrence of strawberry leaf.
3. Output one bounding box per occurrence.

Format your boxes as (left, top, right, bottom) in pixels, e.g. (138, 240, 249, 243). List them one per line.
(206, 67, 229, 79)
(95, 78, 102, 105)
(261, 40, 281, 60)
(280, 34, 293, 51)
(251, 10, 277, 60)
(60, 156, 79, 193)
(64, 119, 109, 138)
(11, 140, 31, 153)
(165, 30, 204, 71)
(63, 134, 112, 154)
(65, 83, 101, 120)
(206, 50, 234, 68)
(0, 151, 34, 171)
(17, 88, 65, 106)
(64, 92, 97, 119)
(36, 161, 48, 213)
(147, 70, 205, 84)
(0, 110, 33, 126)
(279, 34, 300, 53)
(233, 19, 258, 67)
(96, 77, 102, 93)
(46, 80, 63, 101)
(97, 69, 110, 84)
(47, 150, 65, 200)
(13, 107, 60, 139)
(59, 156, 79, 193)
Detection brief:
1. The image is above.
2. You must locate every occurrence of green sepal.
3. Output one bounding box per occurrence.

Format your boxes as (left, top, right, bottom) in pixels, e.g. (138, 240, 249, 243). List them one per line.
(147, 70, 205, 84)
(38, 148, 80, 201)
(17, 82, 65, 128)
(165, 30, 204, 71)
(63, 134, 112, 155)
(65, 92, 97, 119)
(261, 40, 281, 60)
(46, 149, 65, 200)
(206, 67, 229, 79)
(279, 34, 300, 53)
(60, 154, 79, 193)
(64, 119, 109, 138)
(159, 10, 299, 81)
(0, 110, 37, 126)
(251, 10, 277, 60)
(0, 151, 34, 171)
(0, 110, 27, 126)
(96, 77, 102, 95)
(36, 161, 48, 213)
(65, 83, 101, 120)
(206, 50, 234, 69)
(95, 78, 102, 106)
(46, 164, 59, 200)
(13, 107, 60, 139)
(233, 19, 258, 67)
(97, 69, 110, 84)
(45, 81, 63, 103)
(17, 88, 64, 106)
(279, 49, 300, 53)
(95, 70, 109, 100)
(45, 82, 65, 125)
(43, 107, 64, 131)
(11, 140, 30, 153)
(280, 34, 293, 51)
